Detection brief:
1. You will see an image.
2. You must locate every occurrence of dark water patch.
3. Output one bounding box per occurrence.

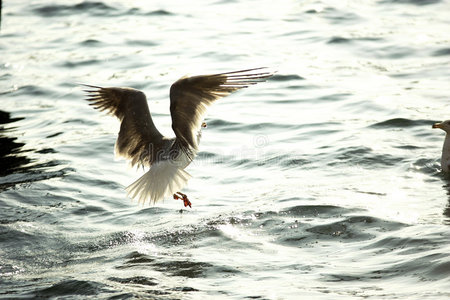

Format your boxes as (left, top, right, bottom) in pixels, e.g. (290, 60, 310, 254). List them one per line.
(365, 235, 442, 254)
(328, 36, 383, 44)
(281, 205, 358, 218)
(372, 45, 416, 59)
(327, 36, 351, 44)
(277, 215, 406, 247)
(279, 156, 311, 168)
(324, 9, 361, 24)
(170, 286, 200, 292)
(279, 29, 310, 38)
(0, 111, 23, 125)
(145, 9, 173, 16)
(323, 274, 362, 282)
(270, 74, 304, 81)
(205, 118, 240, 128)
(152, 260, 213, 278)
(318, 93, 351, 102)
(149, 225, 218, 248)
(366, 252, 449, 281)
(0, 168, 68, 191)
(46, 131, 62, 138)
(305, 8, 321, 14)
(0, 205, 48, 225)
(197, 150, 219, 161)
(306, 216, 388, 241)
(429, 260, 450, 279)
(229, 158, 253, 169)
(36, 148, 57, 154)
(126, 39, 157, 47)
(71, 205, 108, 216)
(228, 205, 410, 249)
(63, 118, 99, 126)
(32, 279, 110, 297)
(331, 146, 403, 168)
(395, 144, 422, 150)
(10, 85, 49, 97)
(432, 47, 450, 57)
(116, 251, 156, 269)
(0, 226, 37, 244)
(59, 59, 101, 68)
(379, 0, 441, 5)
(153, 259, 240, 279)
(108, 276, 157, 286)
(108, 292, 135, 299)
(409, 158, 439, 175)
(74, 231, 142, 253)
(0, 111, 66, 188)
(240, 17, 266, 23)
(257, 153, 311, 170)
(77, 225, 213, 254)
(443, 203, 450, 222)
(79, 39, 102, 47)
(0, 73, 12, 82)
(369, 118, 432, 128)
(32, 1, 116, 17)
(0, 135, 32, 176)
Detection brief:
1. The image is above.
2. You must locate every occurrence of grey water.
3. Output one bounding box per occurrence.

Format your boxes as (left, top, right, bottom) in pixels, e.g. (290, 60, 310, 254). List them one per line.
(1, 0, 450, 299)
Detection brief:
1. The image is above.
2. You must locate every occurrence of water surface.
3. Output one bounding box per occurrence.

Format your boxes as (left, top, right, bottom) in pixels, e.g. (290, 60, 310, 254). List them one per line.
(1, 0, 450, 299)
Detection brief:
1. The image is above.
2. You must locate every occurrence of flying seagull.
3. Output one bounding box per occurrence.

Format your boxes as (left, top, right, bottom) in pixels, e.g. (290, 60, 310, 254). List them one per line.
(84, 67, 273, 207)
(432, 120, 450, 172)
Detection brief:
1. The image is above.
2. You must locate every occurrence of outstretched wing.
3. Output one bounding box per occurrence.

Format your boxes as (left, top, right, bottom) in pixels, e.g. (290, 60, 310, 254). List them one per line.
(83, 85, 163, 167)
(169, 67, 273, 156)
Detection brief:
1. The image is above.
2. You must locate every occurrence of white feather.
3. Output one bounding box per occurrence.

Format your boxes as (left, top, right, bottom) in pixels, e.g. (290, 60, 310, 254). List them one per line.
(126, 159, 192, 204)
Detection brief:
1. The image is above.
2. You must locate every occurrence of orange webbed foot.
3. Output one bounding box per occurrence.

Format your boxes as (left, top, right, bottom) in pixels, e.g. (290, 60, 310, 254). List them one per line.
(173, 192, 192, 208)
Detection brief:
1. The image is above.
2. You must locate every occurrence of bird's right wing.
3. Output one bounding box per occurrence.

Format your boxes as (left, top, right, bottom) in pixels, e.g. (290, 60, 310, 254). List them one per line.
(83, 85, 163, 167)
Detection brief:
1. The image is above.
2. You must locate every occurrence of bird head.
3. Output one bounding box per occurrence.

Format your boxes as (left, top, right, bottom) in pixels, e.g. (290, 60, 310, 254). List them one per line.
(432, 120, 450, 133)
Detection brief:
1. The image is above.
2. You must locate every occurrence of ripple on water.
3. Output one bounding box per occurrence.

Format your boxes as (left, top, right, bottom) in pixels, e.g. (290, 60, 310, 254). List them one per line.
(270, 74, 305, 81)
(432, 47, 450, 57)
(31, 280, 111, 298)
(327, 36, 383, 44)
(79, 39, 103, 47)
(32, 2, 116, 17)
(369, 118, 433, 129)
(330, 146, 403, 168)
(9, 85, 51, 97)
(108, 276, 158, 286)
(144, 9, 174, 16)
(0, 111, 67, 190)
(378, 0, 441, 6)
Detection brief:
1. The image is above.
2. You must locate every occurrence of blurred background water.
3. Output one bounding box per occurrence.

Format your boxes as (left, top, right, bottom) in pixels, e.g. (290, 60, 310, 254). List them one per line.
(1, 0, 450, 299)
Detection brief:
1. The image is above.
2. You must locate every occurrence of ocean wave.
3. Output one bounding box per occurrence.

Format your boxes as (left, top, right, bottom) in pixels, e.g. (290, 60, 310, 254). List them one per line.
(32, 1, 116, 17)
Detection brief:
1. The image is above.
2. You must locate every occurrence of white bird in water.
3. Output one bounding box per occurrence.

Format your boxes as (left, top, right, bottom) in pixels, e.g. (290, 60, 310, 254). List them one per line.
(84, 68, 273, 208)
(432, 120, 450, 172)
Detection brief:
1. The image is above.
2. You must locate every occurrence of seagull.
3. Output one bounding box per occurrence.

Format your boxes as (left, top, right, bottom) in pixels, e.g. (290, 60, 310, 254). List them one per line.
(84, 68, 273, 207)
(432, 120, 450, 172)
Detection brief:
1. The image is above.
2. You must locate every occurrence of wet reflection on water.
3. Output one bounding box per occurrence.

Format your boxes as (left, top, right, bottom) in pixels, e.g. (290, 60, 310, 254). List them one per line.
(0, 110, 65, 190)
(0, 110, 31, 178)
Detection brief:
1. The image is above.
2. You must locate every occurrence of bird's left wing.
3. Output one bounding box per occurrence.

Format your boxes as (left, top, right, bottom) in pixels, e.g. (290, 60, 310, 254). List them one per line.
(169, 67, 273, 157)
(83, 85, 163, 168)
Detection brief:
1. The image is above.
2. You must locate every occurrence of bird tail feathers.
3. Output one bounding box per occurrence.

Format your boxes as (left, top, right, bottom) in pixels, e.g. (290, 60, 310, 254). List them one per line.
(126, 160, 191, 205)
